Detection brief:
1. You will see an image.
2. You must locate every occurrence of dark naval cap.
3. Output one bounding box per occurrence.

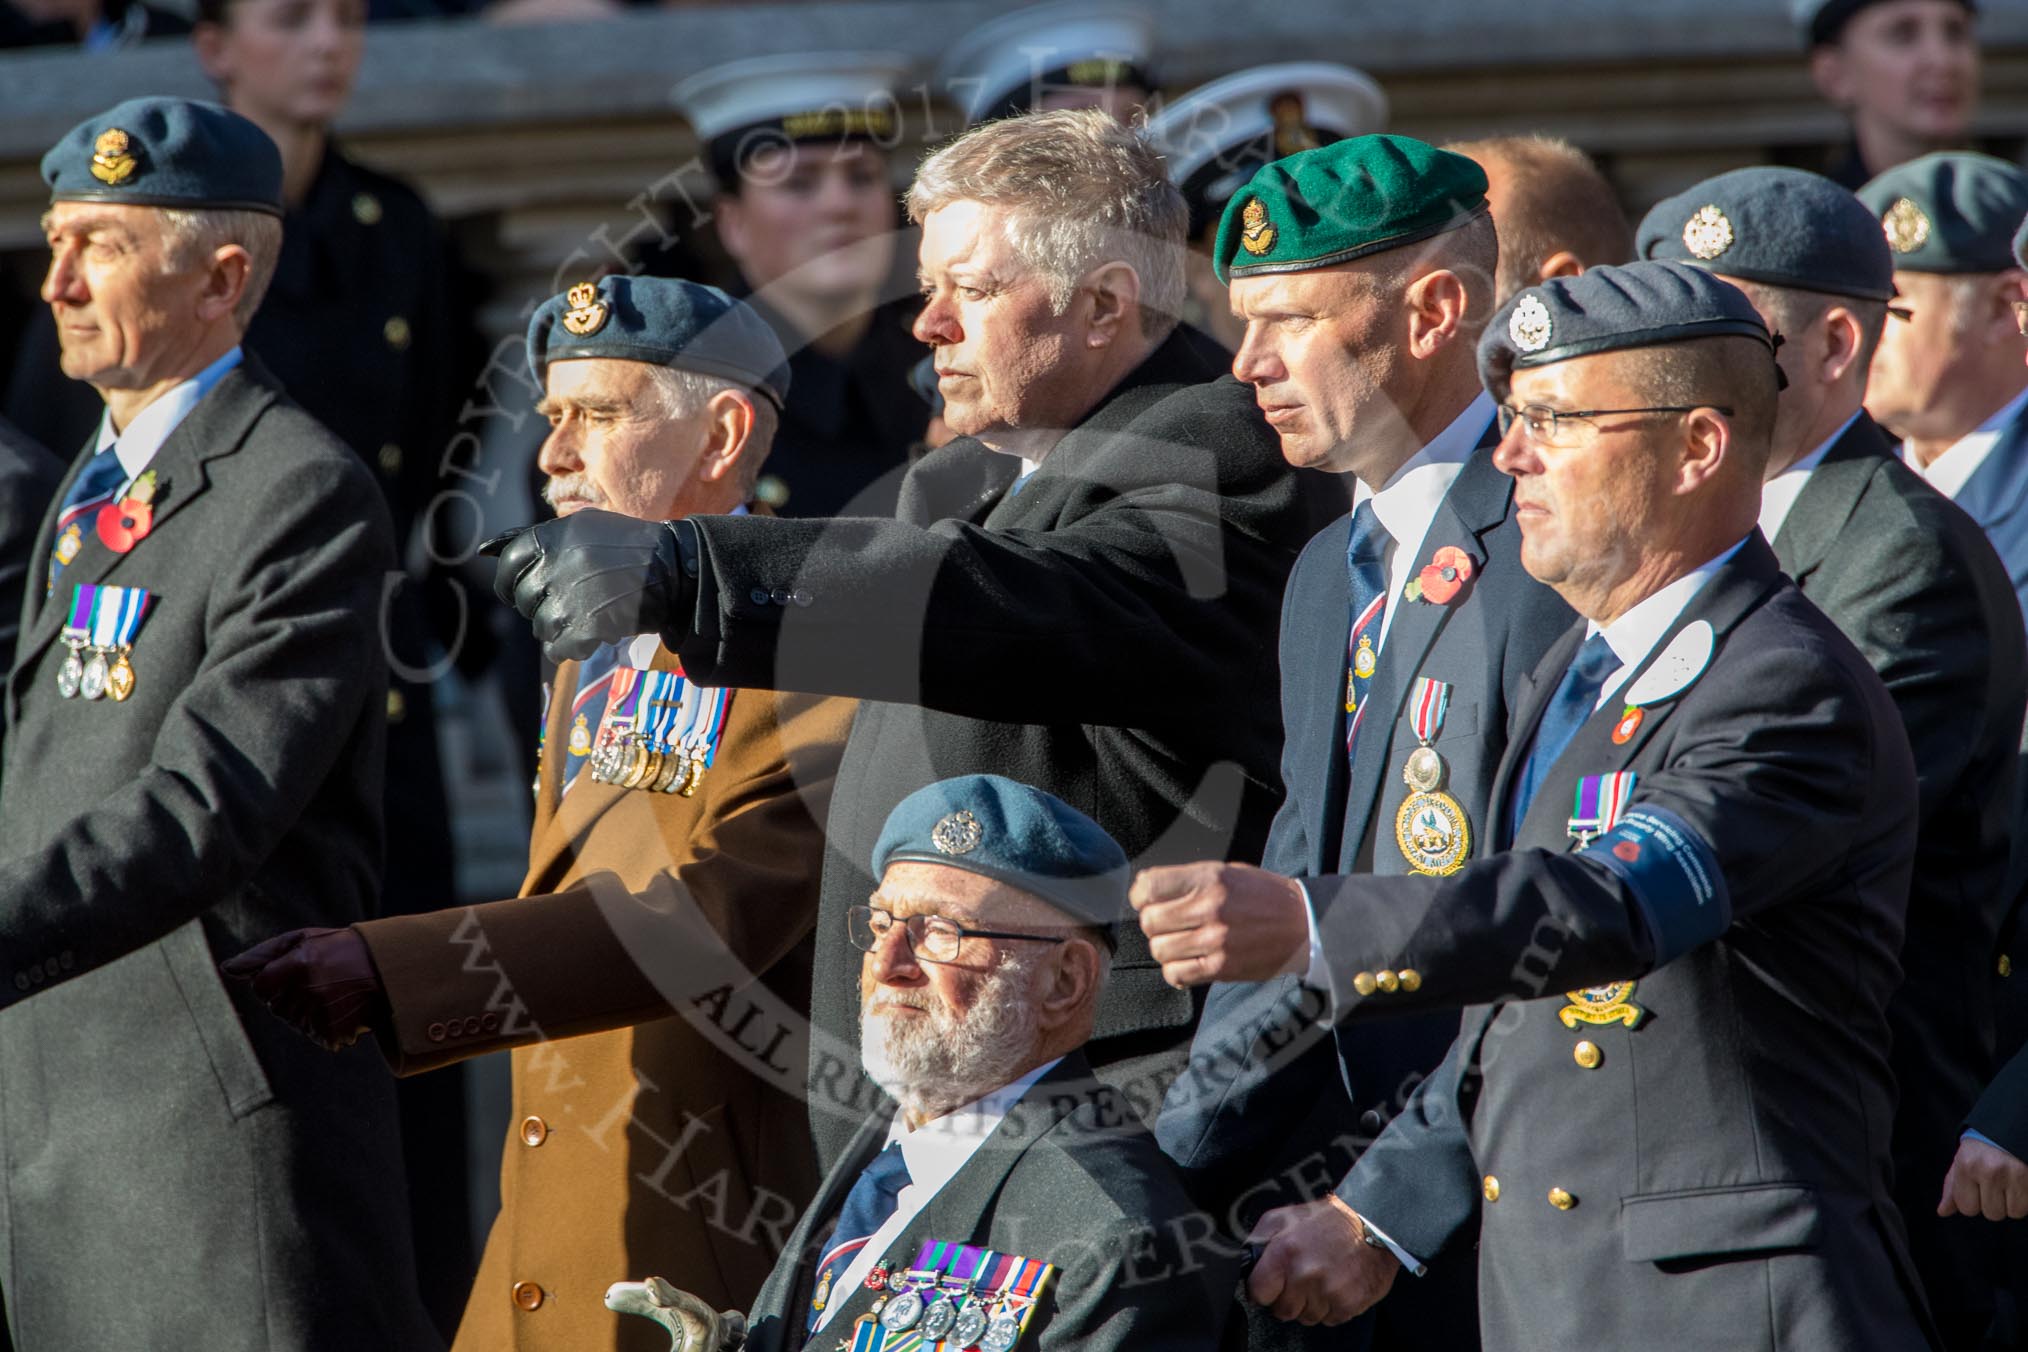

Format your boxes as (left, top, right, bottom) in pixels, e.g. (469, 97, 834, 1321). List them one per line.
(1636, 166, 1894, 302)
(43, 97, 282, 216)
(1479, 260, 1775, 399)
(1793, 0, 1973, 46)
(1213, 133, 1488, 284)
(1857, 152, 2028, 275)
(526, 275, 791, 409)
(872, 774, 1131, 942)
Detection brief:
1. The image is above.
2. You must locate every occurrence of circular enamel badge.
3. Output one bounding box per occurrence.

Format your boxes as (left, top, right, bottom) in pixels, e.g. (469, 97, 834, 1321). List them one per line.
(1509, 295, 1552, 353)
(1395, 790, 1471, 876)
(931, 809, 983, 855)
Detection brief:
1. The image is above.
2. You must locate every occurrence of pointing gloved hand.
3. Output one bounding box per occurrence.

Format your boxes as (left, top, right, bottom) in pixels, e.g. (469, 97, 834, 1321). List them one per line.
(482, 510, 696, 664)
(221, 927, 386, 1052)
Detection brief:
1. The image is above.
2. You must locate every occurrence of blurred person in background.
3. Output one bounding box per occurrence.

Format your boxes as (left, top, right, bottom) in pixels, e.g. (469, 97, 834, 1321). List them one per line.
(0, 0, 185, 49)
(1797, 0, 1984, 190)
(0, 417, 60, 673)
(667, 54, 923, 519)
(1445, 135, 1633, 306)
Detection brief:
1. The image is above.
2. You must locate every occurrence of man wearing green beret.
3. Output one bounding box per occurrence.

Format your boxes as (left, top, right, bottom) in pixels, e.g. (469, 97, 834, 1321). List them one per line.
(4, 96, 439, 1348)
(1152, 133, 1571, 1352)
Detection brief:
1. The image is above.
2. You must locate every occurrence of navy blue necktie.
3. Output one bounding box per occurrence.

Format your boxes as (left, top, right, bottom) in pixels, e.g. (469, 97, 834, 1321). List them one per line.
(45, 444, 126, 595)
(1508, 633, 1620, 840)
(1342, 501, 1391, 768)
(806, 1142, 911, 1333)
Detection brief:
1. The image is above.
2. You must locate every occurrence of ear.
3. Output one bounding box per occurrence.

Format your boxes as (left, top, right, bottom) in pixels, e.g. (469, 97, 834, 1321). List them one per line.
(192, 21, 232, 85)
(1082, 261, 1141, 350)
(1818, 304, 1869, 386)
(195, 242, 253, 327)
(1809, 46, 1852, 109)
(1982, 272, 2028, 343)
(1033, 936, 1103, 1032)
(695, 388, 757, 484)
(1675, 405, 1731, 495)
(1404, 267, 1468, 359)
(1537, 250, 1585, 283)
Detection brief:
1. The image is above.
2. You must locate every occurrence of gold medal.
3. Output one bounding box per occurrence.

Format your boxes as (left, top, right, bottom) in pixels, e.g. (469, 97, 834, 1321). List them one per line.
(636, 747, 665, 791)
(1403, 744, 1444, 793)
(679, 758, 704, 797)
(1395, 789, 1470, 875)
(653, 749, 690, 794)
(106, 646, 135, 702)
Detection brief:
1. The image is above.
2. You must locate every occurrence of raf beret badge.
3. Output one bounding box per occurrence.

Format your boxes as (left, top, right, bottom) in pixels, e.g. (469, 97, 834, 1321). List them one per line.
(561, 281, 610, 337)
(1681, 205, 1734, 261)
(1881, 197, 1932, 255)
(931, 810, 983, 856)
(1508, 294, 1552, 353)
(90, 128, 137, 186)
(1238, 197, 1277, 257)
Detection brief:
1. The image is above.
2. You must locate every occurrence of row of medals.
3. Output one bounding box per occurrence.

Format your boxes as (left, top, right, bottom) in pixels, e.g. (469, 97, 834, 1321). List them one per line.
(57, 639, 135, 702)
(588, 731, 704, 796)
(864, 1265, 1026, 1352)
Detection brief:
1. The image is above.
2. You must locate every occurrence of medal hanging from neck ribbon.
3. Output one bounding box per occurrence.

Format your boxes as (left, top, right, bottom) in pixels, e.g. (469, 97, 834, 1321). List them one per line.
(1393, 676, 1471, 875)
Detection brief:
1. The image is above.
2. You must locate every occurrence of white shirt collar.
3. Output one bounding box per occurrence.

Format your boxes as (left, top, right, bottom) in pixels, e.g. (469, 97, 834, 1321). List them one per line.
(813, 1057, 1062, 1332)
(1353, 393, 1496, 650)
(94, 347, 243, 485)
(1758, 410, 1860, 542)
(1585, 535, 1750, 707)
(1900, 383, 2028, 502)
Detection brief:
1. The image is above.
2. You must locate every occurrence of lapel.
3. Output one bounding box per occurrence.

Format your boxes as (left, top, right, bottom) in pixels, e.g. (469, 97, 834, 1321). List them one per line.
(1950, 395, 2028, 532)
(521, 642, 690, 885)
(1768, 413, 1894, 584)
(1291, 516, 1353, 873)
(1508, 536, 1785, 850)
(1486, 620, 1585, 852)
(895, 438, 1019, 528)
(1337, 426, 1510, 869)
(809, 1055, 1100, 1338)
(14, 360, 277, 669)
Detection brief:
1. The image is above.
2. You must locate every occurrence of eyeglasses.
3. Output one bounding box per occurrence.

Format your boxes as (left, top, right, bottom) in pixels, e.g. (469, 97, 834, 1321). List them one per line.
(1496, 402, 1735, 448)
(847, 904, 1068, 965)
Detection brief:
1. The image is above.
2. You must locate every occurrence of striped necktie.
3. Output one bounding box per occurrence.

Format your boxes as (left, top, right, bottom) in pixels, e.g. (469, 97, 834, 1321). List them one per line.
(1342, 501, 1391, 769)
(557, 641, 624, 795)
(806, 1142, 911, 1335)
(46, 445, 126, 595)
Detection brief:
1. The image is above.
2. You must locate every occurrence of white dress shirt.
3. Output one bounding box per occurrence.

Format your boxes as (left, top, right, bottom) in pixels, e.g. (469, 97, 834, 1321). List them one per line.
(1900, 383, 2028, 501)
(93, 347, 243, 497)
(811, 1058, 1061, 1334)
(1354, 393, 1497, 651)
(1758, 412, 1859, 543)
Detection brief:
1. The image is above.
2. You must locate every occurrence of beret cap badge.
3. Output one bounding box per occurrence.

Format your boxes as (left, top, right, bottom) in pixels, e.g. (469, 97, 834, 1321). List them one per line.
(561, 281, 610, 337)
(1681, 205, 1734, 261)
(1508, 294, 1553, 353)
(89, 128, 137, 186)
(931, 810, 984, 856)
(1882, 197, 1932, 255)
(1238, 197, 1277, 257)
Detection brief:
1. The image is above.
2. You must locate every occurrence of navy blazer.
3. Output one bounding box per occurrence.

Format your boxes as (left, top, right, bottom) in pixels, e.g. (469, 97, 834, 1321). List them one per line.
(1950, 391, 2028, 625)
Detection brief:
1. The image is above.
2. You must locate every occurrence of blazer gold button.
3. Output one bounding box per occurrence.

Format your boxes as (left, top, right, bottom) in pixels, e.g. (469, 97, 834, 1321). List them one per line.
(386, 689, 407, 724)
(520, 1116, 548, 1147)
(1351, 972, 1377, 996)
(1482, 1175, 1500, 1202)
(1573, 1040, 1602, 1069)
(512, 1281, 544, 1311)
(1374, 970, 1400, 993)
(1398, 969, 1422, 992)
(2001, 954, 2013, 978)
(383, 316, 412, 350)
(1548, 1187, 1576, 1210)
(377, 443, 403, 476)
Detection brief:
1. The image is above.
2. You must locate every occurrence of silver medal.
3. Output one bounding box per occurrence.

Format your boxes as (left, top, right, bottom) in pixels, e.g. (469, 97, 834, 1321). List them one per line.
(980, 1310, 1022, 1352)
(878, 1290, 924, 1333)
(952, 1300, 990, 1348)
(80, 649, 109, 701)
(56, 650, 83, 699)
(920, 1294, 957, 1340)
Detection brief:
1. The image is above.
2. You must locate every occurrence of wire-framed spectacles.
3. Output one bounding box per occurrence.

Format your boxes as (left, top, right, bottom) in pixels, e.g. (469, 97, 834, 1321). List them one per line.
(1496, 402, 1735, 447)
(847, 904, 1068, 965)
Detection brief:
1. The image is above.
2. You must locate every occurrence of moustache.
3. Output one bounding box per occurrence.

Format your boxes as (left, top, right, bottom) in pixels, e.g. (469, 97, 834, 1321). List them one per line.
(542, 474, 605, 512)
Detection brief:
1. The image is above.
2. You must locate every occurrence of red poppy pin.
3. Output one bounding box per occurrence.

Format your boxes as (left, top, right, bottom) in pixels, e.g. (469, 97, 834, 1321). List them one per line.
(1407, 545, 1474, 605)
(95, 469, 160, 553)
(1613, 840, 1642, 863)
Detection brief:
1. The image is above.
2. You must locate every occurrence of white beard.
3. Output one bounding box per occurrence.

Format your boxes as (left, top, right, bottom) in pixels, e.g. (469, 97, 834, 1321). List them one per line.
(860, 958, 1040, 1118)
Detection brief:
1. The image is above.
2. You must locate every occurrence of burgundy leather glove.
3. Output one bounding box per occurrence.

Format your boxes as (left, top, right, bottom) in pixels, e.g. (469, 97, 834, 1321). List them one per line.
(221, 927, 386, 1051)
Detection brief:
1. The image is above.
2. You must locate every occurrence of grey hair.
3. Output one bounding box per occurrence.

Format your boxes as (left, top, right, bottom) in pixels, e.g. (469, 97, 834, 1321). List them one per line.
(641, 365, 780, 498)
(157, 207, 282, 328)
(906, 108, 1186, 339)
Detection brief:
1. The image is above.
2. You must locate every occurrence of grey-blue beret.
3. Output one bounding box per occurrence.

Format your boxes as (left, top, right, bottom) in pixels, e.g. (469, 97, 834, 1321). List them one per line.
(526, 275, 791, 409)
(1636, 166, 1894, 302)
(1857, 152, 2028, 275)
(872, 774, 1131, 940)
(43, 97, 282, 216)
(1480, 260, 1775, 399)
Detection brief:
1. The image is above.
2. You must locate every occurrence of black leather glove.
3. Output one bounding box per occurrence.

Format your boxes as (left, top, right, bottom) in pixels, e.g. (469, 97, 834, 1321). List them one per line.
(220, 927, 386, 1052)
(481, 510, 695, 664)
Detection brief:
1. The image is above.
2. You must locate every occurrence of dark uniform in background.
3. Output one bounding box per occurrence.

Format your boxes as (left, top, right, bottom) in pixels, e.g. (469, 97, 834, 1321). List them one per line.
(0, 417, 59, 673)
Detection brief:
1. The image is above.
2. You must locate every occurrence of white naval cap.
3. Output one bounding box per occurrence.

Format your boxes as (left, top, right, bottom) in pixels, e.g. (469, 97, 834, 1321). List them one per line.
(1145, 62, 1389, 235)
(934, 0, 1156, 127)
(673, 51, 911, 185)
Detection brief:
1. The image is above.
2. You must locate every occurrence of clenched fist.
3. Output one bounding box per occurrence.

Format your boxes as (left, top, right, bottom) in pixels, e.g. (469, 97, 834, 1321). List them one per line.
(1131, 860, 1310, 988)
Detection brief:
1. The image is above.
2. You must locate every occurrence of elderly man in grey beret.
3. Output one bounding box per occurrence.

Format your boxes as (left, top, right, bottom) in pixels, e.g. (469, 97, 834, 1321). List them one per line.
(614, 773, 1237, 1352)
